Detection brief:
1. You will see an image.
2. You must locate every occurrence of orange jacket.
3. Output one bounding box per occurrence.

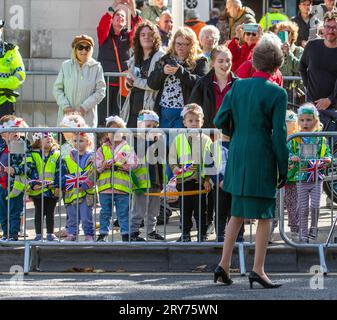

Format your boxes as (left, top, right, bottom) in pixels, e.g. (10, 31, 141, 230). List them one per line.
(185, 19, 207, 40)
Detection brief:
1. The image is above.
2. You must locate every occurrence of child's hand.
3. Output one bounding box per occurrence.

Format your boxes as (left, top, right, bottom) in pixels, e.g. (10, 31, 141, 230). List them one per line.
(4, 167, 15, 175)
(204, 180, 211, 193)
(323, 158, 332, 166)
(288, 164, 295, 170)
(102, 160, 112, 170)
(187, 164, 198, 172)
(219, 181, 224, 189)
(290, 156, 300, 163)
(32, 184, 42, 191)
(173, 166, 182, 176)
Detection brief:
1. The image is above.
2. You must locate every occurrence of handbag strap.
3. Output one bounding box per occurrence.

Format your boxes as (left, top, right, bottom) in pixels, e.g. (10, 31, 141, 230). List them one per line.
(112, 37, 122, 73)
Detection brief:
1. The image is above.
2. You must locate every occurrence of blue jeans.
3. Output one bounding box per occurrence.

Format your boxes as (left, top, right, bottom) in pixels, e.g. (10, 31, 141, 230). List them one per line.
(160, 106, 183, 129)
(99, 193, 130, 235)
(0, 186, 23, 237)
(66, 197, 94, 236)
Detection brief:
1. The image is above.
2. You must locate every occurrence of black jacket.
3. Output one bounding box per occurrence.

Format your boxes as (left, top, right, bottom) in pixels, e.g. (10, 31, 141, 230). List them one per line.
(291, 13, 319, 46)
(147, 54, 208, 117)
(189, 69, 238, 128)
(97, 27, 130, 84)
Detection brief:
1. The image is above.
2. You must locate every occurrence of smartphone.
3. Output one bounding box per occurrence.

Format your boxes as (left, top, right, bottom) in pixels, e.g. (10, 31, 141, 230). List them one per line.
(277, 31, 289, 44)
(243, 23, 259, 34)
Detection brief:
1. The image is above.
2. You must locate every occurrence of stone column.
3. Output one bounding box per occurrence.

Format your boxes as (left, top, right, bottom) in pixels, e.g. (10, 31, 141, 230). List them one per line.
(172, 0, 184, 34)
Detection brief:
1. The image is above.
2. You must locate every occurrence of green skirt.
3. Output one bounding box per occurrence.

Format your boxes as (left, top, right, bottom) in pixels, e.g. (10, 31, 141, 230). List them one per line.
(231, 195, 276, 219)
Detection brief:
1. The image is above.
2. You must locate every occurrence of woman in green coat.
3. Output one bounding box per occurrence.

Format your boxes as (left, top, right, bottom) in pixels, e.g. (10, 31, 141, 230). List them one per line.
(213, 33, 289, 289)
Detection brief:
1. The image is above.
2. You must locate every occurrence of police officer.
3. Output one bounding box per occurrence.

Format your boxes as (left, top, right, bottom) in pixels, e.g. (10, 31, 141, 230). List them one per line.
(0, 19, 26, 118)
(259, 0, 289, 31)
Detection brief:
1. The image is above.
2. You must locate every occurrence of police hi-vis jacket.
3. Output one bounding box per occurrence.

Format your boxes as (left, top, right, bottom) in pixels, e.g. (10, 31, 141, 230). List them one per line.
(0, 40, 26, 105)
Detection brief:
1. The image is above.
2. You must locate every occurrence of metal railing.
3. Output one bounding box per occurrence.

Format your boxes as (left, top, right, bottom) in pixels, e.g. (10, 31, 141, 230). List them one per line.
(14, 73, 305, 127)
(280, 131, 337, 275)
(0, 127, 257, 275)
(15, 71, 128, 127)
(283, 76, 305, 108)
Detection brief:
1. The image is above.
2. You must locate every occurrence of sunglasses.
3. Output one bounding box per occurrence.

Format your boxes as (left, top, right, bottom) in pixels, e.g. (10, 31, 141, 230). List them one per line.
(245, 32, 257, 37)
(76, 44, 91, 51)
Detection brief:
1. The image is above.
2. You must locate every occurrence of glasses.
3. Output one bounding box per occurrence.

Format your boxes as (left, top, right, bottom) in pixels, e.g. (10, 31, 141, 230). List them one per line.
(245, 32, 257, 37)
(76, 45, 91, 51)
(325, 25, 337, 31)
(175, 42, 191, 47)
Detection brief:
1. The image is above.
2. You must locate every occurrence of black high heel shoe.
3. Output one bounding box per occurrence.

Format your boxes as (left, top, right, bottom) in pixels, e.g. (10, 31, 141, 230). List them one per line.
(214, 265, 233, 285)
(248, 271, 282, 289)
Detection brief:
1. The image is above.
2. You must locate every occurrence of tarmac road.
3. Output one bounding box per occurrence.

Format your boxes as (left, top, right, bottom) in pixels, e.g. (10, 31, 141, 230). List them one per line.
(0, 273, 337, 300)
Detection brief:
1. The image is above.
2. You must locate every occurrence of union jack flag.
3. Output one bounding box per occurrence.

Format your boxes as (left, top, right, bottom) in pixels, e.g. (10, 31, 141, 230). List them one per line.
(65, 171, 88, 191)
(306, 159, 325, 183)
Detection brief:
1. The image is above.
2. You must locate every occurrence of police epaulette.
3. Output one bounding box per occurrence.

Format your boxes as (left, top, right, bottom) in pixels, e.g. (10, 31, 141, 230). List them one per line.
(4, 42, 15, 51)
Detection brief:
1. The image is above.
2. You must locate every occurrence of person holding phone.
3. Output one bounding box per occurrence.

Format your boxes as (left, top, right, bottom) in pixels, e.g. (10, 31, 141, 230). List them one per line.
(96, 0, 142, 126)
(275, 21, 304, 77)
(228, 23, 263, 72)
(147, 27, 208, 128)
(120, 21, 165, 128)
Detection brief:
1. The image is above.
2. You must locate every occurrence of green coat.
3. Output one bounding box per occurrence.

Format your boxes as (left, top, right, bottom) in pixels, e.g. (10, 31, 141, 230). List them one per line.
(214, 77, 289, 199)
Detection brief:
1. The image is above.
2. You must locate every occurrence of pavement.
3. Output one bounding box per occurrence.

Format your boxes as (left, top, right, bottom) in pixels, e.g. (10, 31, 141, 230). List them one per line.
(0, 273, 336, 300)
(1, 194, 337, 273)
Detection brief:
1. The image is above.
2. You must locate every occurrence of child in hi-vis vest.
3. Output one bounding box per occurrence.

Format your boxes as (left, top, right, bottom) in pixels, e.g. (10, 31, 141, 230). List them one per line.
(63, 130, 95, 241)
(289, 104, 331, 242)
(130, 110, 165, 241)
(0, 115, 32, 241)
(96, 116, 138, 242)
(169, 104, 212, 242)
(29, 132, 61, 241)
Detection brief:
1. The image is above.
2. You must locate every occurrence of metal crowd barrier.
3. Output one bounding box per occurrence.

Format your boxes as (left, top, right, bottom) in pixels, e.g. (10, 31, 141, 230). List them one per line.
(280, 131, 337, 275)
(283, 76, 305, 108)
(0, 127, 256, 275)
(14, 73, 304, 128)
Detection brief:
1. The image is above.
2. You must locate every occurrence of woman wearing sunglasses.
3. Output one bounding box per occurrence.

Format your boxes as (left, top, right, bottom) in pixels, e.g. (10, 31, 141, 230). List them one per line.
(227, 23, 263, 73)
(53, 34, 106, 128)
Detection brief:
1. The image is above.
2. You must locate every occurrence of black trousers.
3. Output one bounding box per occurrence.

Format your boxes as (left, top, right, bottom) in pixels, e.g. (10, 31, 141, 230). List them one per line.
(0, 101, 14, 119)
(33, 197, 57, 234)
(177, 181, 207, 237)
(213, 187, 244, 242)
(206, 190, 214, 225)
(97, 84, 126, 127)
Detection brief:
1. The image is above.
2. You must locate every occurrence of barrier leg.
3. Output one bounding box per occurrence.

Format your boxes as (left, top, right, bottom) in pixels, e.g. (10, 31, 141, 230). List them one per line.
(238, 242, 246, 276)
(318, 244, 328, 276)
(23, 242, 31, 275)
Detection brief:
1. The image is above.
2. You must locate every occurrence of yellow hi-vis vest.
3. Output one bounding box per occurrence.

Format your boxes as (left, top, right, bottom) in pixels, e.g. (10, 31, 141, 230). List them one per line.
(97, 144, 134, 194)
(132, 146, 151, 190)
(0, 42, 26, 105)
(7, 156, 34, 199)
(28, 151, 60, 197)
(259, 12, 288, 31)
(175, 134, 212, 180)
(63, 154, 95, 204)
